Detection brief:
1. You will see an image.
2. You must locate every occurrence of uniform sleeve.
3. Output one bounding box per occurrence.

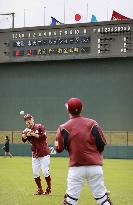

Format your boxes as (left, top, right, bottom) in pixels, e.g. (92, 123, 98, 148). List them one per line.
(91, 125, 107, 152)
(55, 127, 65, 153)
(38, 124, 47, 140)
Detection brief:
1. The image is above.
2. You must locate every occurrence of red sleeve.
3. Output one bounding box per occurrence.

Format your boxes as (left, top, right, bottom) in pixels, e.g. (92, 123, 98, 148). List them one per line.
(38, 124, 47, 140)
(55, 127, 64, 153)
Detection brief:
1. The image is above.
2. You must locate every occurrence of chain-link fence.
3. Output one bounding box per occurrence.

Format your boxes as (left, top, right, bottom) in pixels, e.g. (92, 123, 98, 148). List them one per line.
(0, 131, 133, 145)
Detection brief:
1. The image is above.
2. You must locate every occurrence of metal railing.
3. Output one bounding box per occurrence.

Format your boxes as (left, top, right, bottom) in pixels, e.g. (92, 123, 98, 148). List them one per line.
(0, 131, 133, 145)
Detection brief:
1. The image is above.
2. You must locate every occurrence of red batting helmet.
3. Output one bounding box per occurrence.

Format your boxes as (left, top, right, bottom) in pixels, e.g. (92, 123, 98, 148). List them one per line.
(23, 114, 33, 121)
(65, 98, 82, 115)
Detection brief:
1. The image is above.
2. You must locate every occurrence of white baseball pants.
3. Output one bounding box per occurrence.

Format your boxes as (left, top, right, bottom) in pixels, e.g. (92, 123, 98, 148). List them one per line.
(65, 165, 108, 205)
(32, 155, 50, 178)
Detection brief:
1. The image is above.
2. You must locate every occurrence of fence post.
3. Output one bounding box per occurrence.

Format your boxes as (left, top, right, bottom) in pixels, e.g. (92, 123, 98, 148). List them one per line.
(110, 131, 112, 145)
(11, 131, 13, 144)
(127, 131, 128, 146)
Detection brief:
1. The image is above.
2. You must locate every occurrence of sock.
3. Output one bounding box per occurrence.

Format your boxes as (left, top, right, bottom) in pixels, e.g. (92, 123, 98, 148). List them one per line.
(45, 175, 51, 189)
(34, 176, 42, 190)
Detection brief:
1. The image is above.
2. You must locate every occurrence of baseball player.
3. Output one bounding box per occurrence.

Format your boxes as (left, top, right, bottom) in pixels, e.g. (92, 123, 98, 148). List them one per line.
(55, 98, 113, 205)
(21, 113, 51, 195)
(2, 136, 13, 157)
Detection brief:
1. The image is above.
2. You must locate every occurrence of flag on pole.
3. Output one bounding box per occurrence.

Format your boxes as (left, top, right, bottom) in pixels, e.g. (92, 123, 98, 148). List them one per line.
(91, 14, 97, 22)
(51, 16, 64, 26)
(111, 10, 130, 20)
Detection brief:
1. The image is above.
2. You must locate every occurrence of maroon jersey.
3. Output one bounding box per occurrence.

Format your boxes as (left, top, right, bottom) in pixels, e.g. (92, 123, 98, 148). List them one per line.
(55, 116, 107, 167)
(22, 124, 50, 158)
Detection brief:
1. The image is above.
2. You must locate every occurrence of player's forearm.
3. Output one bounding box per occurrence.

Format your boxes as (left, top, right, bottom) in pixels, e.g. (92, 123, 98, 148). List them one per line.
(54, 140, 64, 153)
(22, 134, 27, 143)
(55, 146, 64, 153)
(22, 132, 27, 138)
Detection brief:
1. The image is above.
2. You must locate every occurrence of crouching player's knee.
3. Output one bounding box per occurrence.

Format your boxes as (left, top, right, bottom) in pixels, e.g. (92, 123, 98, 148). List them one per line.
(63, 193, 78, 205)
(95, 192, 113, 205)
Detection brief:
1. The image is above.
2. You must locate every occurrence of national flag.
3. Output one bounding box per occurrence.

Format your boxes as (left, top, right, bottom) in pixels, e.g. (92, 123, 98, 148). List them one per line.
(111, 10, 130, 20)
(51, 16, 64, 26)
(91, 14, 97, 22)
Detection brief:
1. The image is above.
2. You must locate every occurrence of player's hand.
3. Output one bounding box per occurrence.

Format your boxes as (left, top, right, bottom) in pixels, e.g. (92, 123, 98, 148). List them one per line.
(22, 133, 27, 139)
(23, 128, 31, 134)
(26, 131, 32, 136)
(30, 131, 36, 136)
(54, 140, 58, 147)
(27, 130, 36, 137)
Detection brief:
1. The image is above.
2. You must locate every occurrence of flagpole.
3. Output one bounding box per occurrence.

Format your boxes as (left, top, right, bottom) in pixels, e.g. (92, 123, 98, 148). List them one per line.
(64, 0, 66, 23)
(69, 7, 72, 24)
(86, 3, 88, 22)
(107, 7, 108, 21)
(44, 6, 46, 26)
(11, 13, 15, 28)
(107, 1, 109, 21)
(24, 9, 26, 27)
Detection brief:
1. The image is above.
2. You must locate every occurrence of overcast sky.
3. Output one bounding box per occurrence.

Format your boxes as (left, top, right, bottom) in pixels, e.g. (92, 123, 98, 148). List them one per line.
(0, 0, 132, 29)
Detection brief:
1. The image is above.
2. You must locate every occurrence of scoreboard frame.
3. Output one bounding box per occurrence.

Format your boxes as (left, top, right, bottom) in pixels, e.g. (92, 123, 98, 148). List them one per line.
(0, 19, 133, 63)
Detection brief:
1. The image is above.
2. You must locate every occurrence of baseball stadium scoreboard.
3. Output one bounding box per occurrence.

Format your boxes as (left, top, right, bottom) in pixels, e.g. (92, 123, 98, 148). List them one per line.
(0, 19, 133, 63)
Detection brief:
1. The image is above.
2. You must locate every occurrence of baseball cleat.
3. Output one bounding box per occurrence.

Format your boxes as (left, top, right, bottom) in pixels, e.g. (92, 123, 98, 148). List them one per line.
(42, 187, 51, 196)
(33, 188, 44, 195)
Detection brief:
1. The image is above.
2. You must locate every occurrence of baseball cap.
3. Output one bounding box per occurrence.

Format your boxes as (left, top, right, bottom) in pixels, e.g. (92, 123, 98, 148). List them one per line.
(23, 114, 33, 121)
(65, 98, 82, 115)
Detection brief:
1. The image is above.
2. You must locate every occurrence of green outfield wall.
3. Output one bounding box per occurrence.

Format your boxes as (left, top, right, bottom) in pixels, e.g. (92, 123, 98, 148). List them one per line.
(0, 57, 133, 131)
(0, 144, 133, 159)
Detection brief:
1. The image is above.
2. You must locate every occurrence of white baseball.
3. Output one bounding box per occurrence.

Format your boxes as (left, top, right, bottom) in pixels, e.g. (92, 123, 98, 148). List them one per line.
(20, 110, 25, 115)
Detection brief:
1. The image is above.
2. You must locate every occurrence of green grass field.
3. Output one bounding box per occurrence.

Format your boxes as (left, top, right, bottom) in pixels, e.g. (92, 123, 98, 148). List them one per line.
(0, 157, 133, 205)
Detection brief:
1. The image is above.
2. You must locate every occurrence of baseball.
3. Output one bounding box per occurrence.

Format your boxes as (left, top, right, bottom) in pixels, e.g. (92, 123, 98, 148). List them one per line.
(20, 110, 25, 115)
